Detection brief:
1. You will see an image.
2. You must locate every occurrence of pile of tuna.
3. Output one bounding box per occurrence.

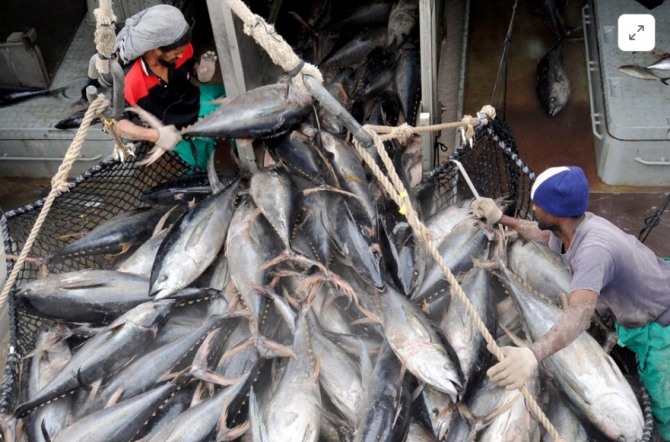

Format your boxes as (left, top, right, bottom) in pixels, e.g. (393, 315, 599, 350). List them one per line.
(1, 0, 649, 439)
(4, 122, 647, 442)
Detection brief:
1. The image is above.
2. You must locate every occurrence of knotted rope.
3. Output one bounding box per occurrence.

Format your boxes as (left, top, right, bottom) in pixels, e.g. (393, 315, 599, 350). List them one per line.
(224, 0, 322, 95)
(92, 0, 116, 75)
(0, 95, 111, 312)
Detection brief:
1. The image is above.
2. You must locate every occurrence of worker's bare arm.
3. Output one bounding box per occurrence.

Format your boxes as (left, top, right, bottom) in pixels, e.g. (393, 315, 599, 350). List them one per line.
(530, 289, 598, 362)
(116, 118, 159, 143)
(499, 215, 551, 243)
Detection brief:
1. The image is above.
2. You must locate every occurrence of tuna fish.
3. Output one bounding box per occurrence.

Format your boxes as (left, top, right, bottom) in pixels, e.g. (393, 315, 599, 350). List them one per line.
(180, 82, 314, 139)
(16, 269, 152, 324)
(150, 178, 240, 299)
(380, 285, 464, 401)
(536, 38, 571, 116)
(495, 264, 645, 441)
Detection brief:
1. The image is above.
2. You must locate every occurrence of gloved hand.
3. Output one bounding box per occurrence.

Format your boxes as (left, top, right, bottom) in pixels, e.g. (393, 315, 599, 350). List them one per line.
(156, 124, 182, 151)
(136, 124, 182, 166)
(196, 50, 218, 83)
(472, 197, 503, 225)
(487, 346, 538, 390)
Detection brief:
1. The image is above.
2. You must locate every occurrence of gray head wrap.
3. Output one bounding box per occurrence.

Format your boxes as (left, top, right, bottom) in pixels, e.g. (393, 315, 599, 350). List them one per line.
(115, 5, 189, 64)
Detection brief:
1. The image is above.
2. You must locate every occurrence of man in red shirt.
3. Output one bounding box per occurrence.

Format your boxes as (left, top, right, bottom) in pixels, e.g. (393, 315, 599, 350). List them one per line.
(113, 4, 221, 169)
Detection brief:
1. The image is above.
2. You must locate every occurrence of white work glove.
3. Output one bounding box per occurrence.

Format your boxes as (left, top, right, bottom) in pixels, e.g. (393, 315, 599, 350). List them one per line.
(126, 106, 182, 166)
(487, 346, 538, 390)
(196, 50, 218, 83)
(472, 197, 503, 225)
(134, 124, 182, 166)
(156, 125, 182, 151)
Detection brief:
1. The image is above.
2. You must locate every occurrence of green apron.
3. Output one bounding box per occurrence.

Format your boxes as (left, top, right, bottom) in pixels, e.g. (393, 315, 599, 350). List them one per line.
(617, 321, 670, 440)
(172, 83, 225, 170)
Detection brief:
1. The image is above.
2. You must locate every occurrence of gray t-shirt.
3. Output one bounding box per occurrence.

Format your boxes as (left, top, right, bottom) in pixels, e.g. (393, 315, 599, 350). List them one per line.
(548, 212, 670, 328)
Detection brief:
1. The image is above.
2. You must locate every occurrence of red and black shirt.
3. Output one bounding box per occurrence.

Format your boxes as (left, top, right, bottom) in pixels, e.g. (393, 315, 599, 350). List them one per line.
(124, 43, 200, 129)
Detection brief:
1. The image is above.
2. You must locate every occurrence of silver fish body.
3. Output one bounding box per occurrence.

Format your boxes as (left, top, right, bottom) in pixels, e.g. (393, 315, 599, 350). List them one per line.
(497, 266, 645, 441)
(380, 285, 463, 401)
(180, 83, 313, 139)
(647, 55, 670, 70)
(48, 207, 167, 263)
(23, 324, 73, 442)
(150, 179, 240, 299)
(618, 64, 670, 84)
(16, 269, 151, 324)
(259, 307, 321, 442)
(250, 167, 297, 250)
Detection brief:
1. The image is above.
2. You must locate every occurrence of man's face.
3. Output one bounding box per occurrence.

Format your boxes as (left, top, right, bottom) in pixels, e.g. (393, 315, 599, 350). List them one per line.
(158, 44, 189, 66)
(532, 203, 556, 231)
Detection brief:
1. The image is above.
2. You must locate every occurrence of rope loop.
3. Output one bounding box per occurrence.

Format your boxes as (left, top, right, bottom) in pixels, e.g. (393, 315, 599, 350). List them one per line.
(287, 60, 305, 79)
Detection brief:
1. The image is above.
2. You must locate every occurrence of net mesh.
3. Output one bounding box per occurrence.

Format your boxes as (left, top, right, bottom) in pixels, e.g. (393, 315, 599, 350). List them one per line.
(0, 143, 202, 413)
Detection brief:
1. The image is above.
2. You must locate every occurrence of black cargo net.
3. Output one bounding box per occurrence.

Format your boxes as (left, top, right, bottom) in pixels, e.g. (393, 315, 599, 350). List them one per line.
(0, 144, 201, 413)
(419, 118, 535, 220)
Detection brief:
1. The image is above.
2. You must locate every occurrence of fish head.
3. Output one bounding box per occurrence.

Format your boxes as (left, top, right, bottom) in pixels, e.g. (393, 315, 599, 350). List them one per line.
(544, 79, 571, 116)
(591, 392, 645, 441)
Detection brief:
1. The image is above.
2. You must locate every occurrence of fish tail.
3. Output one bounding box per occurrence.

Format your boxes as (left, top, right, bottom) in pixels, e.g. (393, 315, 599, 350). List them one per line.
(662, 77, 670, 85)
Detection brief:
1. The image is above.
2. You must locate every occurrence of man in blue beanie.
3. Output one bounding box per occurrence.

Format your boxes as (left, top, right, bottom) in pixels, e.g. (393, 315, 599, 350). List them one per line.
(473, 165, 670, 440)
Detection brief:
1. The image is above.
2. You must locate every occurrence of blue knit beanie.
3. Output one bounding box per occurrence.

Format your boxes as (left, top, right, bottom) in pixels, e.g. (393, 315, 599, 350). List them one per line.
(530, 166, 590, 217)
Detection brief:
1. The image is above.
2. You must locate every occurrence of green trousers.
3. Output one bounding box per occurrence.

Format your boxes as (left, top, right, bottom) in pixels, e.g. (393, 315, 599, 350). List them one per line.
(172, 83, 225, 170)
(617, 321, 670, 441)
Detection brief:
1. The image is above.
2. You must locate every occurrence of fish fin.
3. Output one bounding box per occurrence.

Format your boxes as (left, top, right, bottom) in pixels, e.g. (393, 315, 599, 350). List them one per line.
(411, 382, 426, 402)
(217, 420, 250, 441)
(109, 242, 133, 257)
(136, 145, 168, 167)
(153, 205, 178, 236)
(106, 387, 125, 409)
(207, 150, 225, 194)
(479, 394, 518, 427)
(499, 323, 532, 347)
(40, 419, 53, 442)
(254, 335, 297, 360)
(57, 231, 87, 241)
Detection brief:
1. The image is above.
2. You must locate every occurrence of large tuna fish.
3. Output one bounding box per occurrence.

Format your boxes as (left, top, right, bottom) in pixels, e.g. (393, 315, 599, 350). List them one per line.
(16, 269, 152, 324)
(496, 264, 645, 441)
(150, 178, 240, 299)
(180, 82, 313, 140)
(380, 285, 463, 401)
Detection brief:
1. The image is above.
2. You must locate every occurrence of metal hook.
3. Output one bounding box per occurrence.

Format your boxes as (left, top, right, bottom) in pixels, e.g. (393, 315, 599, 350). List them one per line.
(450, 159, 480, 199)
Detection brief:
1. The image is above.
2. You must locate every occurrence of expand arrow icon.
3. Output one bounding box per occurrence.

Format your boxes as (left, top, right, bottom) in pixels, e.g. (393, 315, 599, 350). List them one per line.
(629, 33, 636, 40)
(638, 25, 645, 32)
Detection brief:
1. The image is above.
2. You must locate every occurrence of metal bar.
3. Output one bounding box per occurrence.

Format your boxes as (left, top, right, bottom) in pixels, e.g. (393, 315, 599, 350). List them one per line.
(419, 0, 439, 171)
(634, 157, 670, 166)
(303, 75, 375, 150)
(450, 159, 480, 199)
(206, 0, 246, 98)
